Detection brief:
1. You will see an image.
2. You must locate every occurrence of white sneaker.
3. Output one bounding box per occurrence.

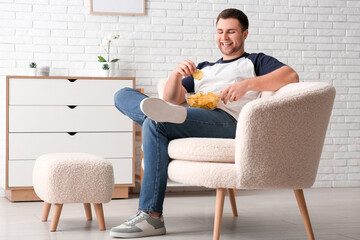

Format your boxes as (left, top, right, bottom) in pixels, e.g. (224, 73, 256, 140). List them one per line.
(110, 211, 166, 238)
(140, 98, 187, 124)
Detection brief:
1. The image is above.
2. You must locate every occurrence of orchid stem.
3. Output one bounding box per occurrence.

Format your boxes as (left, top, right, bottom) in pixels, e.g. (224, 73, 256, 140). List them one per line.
(107, 40, 111, 62)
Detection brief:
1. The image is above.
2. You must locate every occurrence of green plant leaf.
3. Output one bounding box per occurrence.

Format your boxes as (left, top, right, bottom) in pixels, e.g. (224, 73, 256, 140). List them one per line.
(29, 62, 37, 68)
(98, 56, 107, 62)
(102, 63, 110, 70)
(111, 58, 120, 62)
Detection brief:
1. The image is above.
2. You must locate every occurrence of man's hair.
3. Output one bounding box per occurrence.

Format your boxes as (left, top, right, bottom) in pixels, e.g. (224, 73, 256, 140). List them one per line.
(216, 8, 249, 31)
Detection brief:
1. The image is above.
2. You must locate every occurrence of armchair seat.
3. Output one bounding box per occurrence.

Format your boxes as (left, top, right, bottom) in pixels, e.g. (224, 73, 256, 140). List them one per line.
(168, 138, 235, 163)
(168, 138, 237, 188)
(169, 160, 237, 189)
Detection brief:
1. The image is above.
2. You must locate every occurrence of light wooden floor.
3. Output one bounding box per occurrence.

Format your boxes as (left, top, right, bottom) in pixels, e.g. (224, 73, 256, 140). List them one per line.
(0, 188, 359, 240)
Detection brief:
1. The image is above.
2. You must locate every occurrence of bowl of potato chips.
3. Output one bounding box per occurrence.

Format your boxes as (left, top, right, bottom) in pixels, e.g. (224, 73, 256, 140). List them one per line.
(185, 92, 220, 110)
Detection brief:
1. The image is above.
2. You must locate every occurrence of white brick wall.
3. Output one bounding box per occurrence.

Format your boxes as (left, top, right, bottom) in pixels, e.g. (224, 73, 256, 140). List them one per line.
(0, 0, 359, 195)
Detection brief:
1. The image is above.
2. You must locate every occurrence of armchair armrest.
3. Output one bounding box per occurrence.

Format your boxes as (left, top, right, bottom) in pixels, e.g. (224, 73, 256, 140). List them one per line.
(234, 82, 335, 189)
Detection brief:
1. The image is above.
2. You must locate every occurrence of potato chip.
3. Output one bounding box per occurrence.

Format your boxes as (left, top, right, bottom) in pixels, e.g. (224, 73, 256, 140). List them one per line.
(192, 70, 203, 80)
(186, 92, 220, 110)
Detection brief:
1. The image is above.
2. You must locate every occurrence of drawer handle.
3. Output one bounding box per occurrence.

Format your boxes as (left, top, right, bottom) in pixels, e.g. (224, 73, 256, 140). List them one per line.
(67, 132, 77, 136)
(68, 79, 77, 82)
(67, 105, 77, 109)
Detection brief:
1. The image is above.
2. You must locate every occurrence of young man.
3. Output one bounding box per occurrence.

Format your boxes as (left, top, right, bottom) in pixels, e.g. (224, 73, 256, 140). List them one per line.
(110, 8, 299, 238)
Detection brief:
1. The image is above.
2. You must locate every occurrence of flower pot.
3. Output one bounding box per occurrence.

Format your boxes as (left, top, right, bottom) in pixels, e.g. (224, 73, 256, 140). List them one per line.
(29, 68, 37, 76)
(109, 62, 117, 77)
(101, 70, 110, 77)
(99, 62, 117, 77)
(38, 66, 50, 76)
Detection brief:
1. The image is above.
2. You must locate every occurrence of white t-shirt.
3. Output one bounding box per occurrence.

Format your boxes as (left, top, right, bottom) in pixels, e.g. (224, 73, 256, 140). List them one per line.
(182, 52, 285, 119)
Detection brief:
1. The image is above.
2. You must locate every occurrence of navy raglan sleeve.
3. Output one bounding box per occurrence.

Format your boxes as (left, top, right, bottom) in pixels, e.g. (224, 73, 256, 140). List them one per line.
(247, 53, 286, 76)
(182, 75, 194, 93)
(181, 61, 210, 93)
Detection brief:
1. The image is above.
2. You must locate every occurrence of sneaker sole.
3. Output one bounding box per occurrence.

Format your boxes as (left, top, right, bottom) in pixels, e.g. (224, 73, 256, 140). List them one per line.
(140, 98, 187, 124)
(110, 227, 166, 238)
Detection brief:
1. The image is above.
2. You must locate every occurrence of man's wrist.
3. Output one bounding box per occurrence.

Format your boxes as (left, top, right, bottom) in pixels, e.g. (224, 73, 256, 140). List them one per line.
(243, 78, 252, 92)
(170, 70, 182, 80)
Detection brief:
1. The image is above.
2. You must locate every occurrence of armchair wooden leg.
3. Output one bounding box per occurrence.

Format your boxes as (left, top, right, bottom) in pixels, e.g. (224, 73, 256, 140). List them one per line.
(50, 203, 63, 232)
(41, 202, 51, 222)
(94, 203, 106, 231)
(214, 188, 226, 240)
(227, 188, 238, 217)
(84, 203, 92, 221)
(294, 189, 315, 240)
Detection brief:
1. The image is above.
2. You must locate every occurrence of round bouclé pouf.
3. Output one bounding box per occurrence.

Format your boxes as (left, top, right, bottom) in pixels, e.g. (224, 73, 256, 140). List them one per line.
(32, 152, 114, 231)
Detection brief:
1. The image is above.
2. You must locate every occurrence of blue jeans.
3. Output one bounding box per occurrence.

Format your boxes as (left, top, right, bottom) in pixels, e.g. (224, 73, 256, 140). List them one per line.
(114, 87, 237, 214)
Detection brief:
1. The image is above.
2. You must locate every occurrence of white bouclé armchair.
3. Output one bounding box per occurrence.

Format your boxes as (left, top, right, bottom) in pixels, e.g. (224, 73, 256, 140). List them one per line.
(159, 81, 336, 240)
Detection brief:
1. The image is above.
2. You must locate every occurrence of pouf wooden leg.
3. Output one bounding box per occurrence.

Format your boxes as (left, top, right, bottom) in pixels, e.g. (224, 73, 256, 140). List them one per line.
(84, 203, 92, 221)
(93, 203, 106, 230)
(50, 204, 63, 232)
(42, 202, 52, 222)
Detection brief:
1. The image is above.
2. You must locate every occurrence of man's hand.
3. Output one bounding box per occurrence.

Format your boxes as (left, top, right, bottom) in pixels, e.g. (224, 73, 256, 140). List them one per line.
(173, 60, 197, 78)
(163, 60, 196, 105)
(220, 66, 299, 104)
(220, 80, 249, 104)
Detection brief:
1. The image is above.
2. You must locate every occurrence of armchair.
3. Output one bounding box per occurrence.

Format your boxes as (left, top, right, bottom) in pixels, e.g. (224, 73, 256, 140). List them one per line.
(165, 82, 335, 240)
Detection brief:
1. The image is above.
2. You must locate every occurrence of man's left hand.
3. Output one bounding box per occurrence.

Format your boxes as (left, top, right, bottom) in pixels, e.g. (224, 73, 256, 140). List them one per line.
(220, 80, 249, 104)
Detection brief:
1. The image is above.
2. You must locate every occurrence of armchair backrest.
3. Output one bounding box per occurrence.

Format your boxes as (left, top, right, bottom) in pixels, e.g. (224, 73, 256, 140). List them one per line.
(235, 82, 336, 189)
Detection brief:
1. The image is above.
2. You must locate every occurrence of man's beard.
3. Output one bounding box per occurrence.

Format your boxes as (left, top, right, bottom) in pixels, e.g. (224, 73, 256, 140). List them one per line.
(219, 43, 244, 58)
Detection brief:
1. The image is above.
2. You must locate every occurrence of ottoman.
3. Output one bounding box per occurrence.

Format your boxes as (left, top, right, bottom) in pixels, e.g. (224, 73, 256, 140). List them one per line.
(33, 152, 114, 231)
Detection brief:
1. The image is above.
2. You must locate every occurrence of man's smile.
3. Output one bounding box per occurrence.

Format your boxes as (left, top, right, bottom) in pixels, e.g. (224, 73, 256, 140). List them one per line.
(222, 42, 233, 48)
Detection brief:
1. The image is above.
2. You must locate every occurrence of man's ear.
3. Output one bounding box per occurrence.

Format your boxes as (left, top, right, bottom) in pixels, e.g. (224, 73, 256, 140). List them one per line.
(243, 29, 248, 40)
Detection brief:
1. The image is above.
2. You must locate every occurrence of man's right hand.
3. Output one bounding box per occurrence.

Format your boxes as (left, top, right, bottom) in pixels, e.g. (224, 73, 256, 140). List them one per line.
(173, 60, 197, 78)
(163, 60, 195, 105)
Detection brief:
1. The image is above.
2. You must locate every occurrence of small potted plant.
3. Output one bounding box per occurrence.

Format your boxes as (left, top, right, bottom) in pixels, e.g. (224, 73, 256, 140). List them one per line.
(98, 33, 120, 76)
(102, 63, 110, 77)
(29, 62, 37, 76)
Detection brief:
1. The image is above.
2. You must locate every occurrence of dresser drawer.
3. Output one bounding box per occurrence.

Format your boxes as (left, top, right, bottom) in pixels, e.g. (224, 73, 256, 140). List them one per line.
(9, 106, 132, 132)
(8, 158, 133, 187)
(9, 132, 133, 160)
(9, 78, 133, 106)
(8, 160, 35, 187)
(109, 158, 133, 184)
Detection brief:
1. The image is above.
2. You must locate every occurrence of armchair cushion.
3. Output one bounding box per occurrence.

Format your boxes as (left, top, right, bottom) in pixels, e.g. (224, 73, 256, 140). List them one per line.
(168, 138, 235, 163)
(168, 160, 237, 188)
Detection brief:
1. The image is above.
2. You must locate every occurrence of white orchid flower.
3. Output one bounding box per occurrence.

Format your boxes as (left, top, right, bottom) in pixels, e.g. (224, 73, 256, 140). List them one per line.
(107, 34, 115, 41)
(102, 38, 108, 45)
(103, 36, 110, 43)
(98, 33, 121, 63)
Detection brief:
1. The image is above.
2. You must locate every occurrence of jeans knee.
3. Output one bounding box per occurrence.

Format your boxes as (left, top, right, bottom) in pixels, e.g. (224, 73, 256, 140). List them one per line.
(143, 118, 170, 137)
(143, 118, 156, 130)
(114, 87, 133, 108)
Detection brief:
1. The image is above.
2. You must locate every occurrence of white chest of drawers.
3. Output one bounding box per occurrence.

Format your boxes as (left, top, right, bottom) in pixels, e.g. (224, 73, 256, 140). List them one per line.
(4, 76, 136, 201)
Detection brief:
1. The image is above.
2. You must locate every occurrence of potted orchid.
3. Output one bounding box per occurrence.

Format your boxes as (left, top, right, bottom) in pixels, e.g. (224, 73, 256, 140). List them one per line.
(98, 33, 120, 77)
(29, 62, 37, 76)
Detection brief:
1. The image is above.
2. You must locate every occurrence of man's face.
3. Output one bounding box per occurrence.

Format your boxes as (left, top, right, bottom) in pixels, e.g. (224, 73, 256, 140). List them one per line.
(216, 18, 248, 60)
